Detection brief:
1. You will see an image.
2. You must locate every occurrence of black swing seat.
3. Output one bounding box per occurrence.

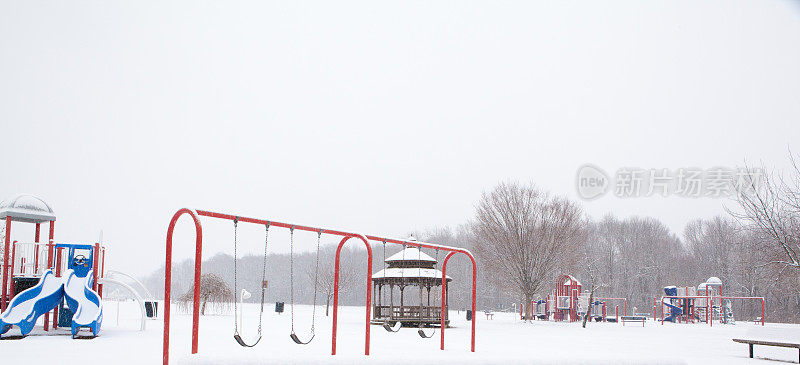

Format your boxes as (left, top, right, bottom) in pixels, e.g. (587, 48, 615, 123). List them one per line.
(290, 332, 314, 345)
(418, 329, 436, 338)
(383, 321, 402, 333)
(234, 334, 261, 348)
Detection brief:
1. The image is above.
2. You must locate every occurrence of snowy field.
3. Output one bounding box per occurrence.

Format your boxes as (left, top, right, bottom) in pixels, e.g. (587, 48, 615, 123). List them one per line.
(4, 301, 800, 365)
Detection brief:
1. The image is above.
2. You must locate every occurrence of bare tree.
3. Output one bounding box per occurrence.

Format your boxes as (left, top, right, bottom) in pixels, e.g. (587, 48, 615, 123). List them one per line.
(581, 228, 606, 328)
(309, 246, 357, 316)
(471, 182, 587, 319)
(178, 273, 233, 315)
(731, 156, 800, 272)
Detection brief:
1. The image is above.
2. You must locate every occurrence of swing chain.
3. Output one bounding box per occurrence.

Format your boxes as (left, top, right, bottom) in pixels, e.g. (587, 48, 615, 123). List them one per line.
(233, 217, 239, 336)
(257, 222, 270, 335)
(309, 229, 322, 334)
(289, 225, 295, 333)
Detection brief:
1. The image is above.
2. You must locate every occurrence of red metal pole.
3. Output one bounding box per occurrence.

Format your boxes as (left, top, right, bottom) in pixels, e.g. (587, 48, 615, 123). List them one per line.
(441, 252, 454, 349)
(439, 250, 478, 351)
(2, 218, 11, 311)
(98, 247, 106, 298)
(653, 298, 657, 321)
(709, 296, 713, 328)
(92, 243, 100, 292)
(761, 298, 765, 326)
(10, 241, 17, 297)
(46, 222, 55, 331)
(53, 247, 63, 330)
(34, 223, 40, 273)
(331, 234, 372, 356)
(615, 305, 618, 323)
(163, 209, 203, 365)
(55, 247, 62, 277)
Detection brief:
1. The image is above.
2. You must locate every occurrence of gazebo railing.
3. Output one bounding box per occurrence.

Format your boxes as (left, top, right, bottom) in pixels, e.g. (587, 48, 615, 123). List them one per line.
(373, 305, 448, 321)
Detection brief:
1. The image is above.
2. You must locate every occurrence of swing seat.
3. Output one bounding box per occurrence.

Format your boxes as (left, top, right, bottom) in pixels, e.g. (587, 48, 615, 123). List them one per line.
(234, 334, 261, 348)
(383, 321, 401, 333)
(418, 328, 436, 338)
(290, 333, 314, 345)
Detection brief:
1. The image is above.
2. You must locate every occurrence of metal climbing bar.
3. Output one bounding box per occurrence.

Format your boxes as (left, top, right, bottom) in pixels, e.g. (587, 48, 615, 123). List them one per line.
(162, 208, 478, 365)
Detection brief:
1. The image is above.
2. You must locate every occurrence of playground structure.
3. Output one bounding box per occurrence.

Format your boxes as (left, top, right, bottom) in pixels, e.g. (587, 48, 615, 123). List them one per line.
(522, 275, 629, 323)
(658, 277, 765, 326)
(162, 208, 478, 365)
(0, 194, 107, 338)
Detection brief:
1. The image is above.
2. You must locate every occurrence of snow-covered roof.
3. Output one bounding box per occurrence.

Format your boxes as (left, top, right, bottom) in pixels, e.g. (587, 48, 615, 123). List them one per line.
(0, 194, 56, 223)
(385, 247, 437, 263)
(373, 267, 451, 280)
(706, 277, 722, 286)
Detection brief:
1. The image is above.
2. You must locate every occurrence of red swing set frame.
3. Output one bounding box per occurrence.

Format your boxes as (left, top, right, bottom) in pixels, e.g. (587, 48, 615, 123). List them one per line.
(162, 208, 478, 365)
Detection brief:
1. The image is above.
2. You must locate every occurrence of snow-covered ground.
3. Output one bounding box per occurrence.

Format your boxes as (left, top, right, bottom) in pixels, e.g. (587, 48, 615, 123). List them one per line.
(4, 301, 800, 364)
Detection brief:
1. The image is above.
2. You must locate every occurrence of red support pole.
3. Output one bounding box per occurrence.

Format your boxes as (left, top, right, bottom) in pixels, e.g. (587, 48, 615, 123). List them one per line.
(615, 305, 619, 323)
(2, 218, 11, 311)
(330, 234, 373, 356)
(709, 296, 713, 328)
(45, 221, 56, 331)
(761, 298, 765, 326)
(98, 247, 105, 298)
(440, 251, 477, 352)
(34, 223, 40, 273)
(92, 243, 100, 292)
(10, 241, 17, 297)
(163, 209, 203, 365)
(55, 247, 62, 277)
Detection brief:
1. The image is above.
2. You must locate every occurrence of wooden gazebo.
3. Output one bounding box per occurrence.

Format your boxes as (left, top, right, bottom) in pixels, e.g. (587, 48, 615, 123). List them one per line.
(372, 246, 451, 327)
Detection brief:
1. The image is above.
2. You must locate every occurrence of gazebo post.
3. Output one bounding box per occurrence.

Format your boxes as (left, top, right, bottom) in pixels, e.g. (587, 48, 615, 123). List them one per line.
(390, 284, 394, 320)
(400, 286, 405, 320)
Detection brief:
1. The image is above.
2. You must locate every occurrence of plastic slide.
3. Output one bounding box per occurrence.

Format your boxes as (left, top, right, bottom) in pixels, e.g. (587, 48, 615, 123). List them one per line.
(0, 270, 64, 337)
(63, 269, 103, 338)
(663, 301, 683, 323)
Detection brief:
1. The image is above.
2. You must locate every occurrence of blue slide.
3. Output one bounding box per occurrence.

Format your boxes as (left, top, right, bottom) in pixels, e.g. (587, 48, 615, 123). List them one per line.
(63, 269, 103, 338)
(0, 270, 64, 337)
(662, 286, 683, 323)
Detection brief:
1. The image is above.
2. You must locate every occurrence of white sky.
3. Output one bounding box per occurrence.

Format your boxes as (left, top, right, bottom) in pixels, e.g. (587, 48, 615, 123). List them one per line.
(1, 0, 799, 276)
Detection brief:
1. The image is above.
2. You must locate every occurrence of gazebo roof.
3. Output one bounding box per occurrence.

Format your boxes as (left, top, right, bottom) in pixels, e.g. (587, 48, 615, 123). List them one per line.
(385, 247, 437, 263)
(373, 267, 451, 281)
(0, 194, 56, 223)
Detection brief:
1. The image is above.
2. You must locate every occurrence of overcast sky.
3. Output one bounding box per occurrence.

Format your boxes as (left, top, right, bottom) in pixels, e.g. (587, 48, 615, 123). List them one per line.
(1, 0, 799, 277)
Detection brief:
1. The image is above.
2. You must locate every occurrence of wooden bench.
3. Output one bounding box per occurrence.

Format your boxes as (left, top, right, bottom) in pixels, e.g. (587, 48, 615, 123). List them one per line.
(620, 316, 647, 327)
(733, 339, 800, 363)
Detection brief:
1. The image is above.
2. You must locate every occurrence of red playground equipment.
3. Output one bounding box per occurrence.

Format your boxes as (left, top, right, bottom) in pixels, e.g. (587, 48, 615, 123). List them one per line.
(552, 274, 581, 322)
(0, 194, 107, 335)
(162, 208, 479, 365)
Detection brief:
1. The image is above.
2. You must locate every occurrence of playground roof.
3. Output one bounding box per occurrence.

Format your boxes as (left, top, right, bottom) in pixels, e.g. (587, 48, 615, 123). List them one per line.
(0, 194, 56, 223)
